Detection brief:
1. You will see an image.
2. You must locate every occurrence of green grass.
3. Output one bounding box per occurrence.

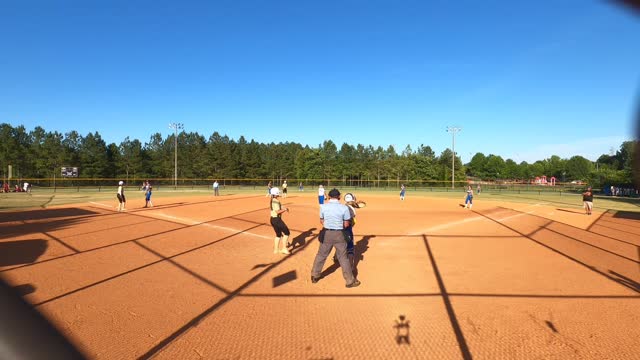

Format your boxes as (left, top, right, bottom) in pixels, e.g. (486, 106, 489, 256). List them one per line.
(471, 192, 640, 212)
(1, 186, 638, 213)
(0, 186, 272, 211)
(331, 187, 640, 212)
(0, 189, 202, 211)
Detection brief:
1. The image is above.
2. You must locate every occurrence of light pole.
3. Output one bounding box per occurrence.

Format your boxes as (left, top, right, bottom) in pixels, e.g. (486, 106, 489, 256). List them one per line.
(446, 126, 461, 189)
(169, 122, 184, 189)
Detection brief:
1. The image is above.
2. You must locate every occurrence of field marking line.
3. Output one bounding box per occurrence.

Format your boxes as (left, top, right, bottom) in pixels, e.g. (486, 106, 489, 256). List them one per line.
(89, 201, 272, 239)
(494, 202, 548, 222)
(154, 213, 273, 240)
(89, 201, 115, 209)
(412, 216, 484, 234)
(494, 210, 536, 222)
(410, 202, 546, 235)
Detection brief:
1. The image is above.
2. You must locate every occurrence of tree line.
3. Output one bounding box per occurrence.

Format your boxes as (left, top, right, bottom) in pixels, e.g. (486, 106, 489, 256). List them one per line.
(0, 123, 636, 188)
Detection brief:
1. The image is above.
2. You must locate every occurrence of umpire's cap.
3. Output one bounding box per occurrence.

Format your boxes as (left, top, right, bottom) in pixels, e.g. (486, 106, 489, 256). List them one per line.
(328, 188, 341, 198)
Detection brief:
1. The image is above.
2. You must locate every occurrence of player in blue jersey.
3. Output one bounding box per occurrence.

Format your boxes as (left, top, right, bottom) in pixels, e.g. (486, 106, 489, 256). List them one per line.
(464, 185, 473, 209)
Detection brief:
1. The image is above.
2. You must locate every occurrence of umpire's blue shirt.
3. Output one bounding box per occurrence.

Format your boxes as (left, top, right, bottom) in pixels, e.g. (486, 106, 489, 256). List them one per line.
(320, 199, 351, 230)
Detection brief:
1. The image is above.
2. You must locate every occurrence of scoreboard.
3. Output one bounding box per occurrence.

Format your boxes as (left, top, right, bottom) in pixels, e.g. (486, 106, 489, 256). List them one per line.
(61, 167, 79, 177)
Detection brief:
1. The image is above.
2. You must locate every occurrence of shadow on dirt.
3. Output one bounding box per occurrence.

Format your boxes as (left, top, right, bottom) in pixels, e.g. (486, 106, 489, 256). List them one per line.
(0, 207, 98, 223)
(13, 283, 36, 296)
(609, 270, 640, 292)
(555, 208, 583, 214)
(290, 227, 317, 250)
(0, 239, 48, 267)
(251, 263, 274, 270)
(353, 235, 374, 276)
(272, 270, 297, 288)
(0, 208, 105, 243)
(612, 210, 640, 220)
(474, 208, 640, 295)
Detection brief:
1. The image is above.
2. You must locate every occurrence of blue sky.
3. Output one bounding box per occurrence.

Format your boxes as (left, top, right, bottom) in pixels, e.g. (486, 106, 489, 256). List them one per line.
(1, 0, 638, 163)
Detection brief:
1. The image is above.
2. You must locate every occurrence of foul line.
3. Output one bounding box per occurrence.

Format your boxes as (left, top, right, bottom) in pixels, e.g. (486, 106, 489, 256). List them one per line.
(495, 209, 537, 222)
(153, 213, 272, 240)
(89, 201, 114, 209)
(89, 201, 272, 240)
(410, 203, 546, 235)
(412, 215, 484, 234)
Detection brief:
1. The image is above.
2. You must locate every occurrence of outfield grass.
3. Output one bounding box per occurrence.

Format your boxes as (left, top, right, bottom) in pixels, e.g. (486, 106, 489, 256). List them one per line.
(1, 186, 638, 213)
(481, 192, 640, 212)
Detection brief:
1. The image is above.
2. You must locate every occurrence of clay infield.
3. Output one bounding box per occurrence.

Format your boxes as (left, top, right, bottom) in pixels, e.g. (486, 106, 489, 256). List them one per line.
(1, 191, 639, 359)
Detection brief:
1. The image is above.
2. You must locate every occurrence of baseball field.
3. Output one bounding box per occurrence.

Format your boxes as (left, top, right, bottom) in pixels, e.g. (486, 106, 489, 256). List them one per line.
(1, 188, 639, 359)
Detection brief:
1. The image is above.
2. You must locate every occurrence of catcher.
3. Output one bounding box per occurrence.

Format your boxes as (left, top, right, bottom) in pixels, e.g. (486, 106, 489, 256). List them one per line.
(342, 193, 366, 266)
(346, 193, 367, 209)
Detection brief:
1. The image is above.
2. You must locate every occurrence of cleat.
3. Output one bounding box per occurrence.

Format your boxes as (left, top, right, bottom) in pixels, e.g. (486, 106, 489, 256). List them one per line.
(346, 280, 361, 288)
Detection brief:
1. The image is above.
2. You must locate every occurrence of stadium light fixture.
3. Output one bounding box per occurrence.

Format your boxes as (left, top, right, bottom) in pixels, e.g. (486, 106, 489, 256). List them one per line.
(446, 126, 462, 189)
(169, 122, 184, 189)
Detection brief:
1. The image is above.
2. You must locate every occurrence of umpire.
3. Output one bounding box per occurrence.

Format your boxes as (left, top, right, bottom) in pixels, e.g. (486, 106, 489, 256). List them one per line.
(311, 188, 361, 288)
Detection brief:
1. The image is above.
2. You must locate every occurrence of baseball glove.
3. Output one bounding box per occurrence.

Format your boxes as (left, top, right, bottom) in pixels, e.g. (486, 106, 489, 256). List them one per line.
(355, 200, 367, 208)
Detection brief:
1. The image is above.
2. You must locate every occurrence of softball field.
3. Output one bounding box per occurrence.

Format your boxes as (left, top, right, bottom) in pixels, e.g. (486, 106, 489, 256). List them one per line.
(1, 190, 639, 359)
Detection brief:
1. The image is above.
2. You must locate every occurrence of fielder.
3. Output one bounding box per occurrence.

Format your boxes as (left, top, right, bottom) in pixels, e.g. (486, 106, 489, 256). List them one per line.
(464, 186, 473, 209)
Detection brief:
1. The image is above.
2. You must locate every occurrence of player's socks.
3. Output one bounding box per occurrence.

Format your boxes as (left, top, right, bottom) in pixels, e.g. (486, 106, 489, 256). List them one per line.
(280, 235, 290, 254)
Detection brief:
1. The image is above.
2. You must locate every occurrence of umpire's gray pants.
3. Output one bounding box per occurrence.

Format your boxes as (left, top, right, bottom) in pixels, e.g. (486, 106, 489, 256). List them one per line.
(311, 230, 355, 285)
